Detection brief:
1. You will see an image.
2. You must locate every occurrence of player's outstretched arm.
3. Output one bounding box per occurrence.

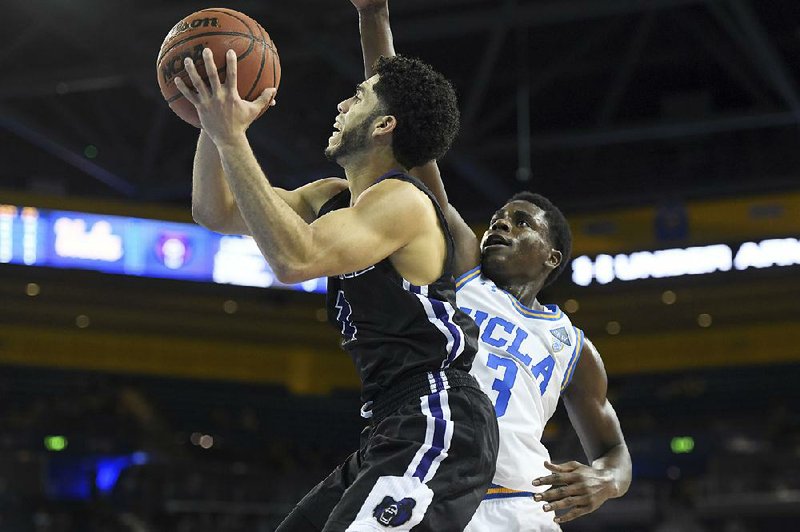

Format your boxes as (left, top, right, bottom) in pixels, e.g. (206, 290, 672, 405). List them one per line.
(351, 0, 395, 79)
(352, 0, 448, 210)
(186, 49, 347, 235)
(533, 338, 632, 524)
(352, 0, 480, 276)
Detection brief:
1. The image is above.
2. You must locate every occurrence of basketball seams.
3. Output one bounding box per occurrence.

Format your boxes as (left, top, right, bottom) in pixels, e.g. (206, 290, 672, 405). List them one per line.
(159, 9, 260, 103)
(160, 31, 255, 102)
(158, 8, 278, 124)
(258, 24, 280, 90)
(158, 9, 259, 59)
(203, 8, 267, 101)
(244, 26, 269, 100)
(157, 31, 255, 70)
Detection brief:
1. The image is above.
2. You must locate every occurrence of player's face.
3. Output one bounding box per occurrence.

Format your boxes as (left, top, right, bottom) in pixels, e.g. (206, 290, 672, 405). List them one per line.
(325, 75, 383, 162)
(480, 200, 560, 286)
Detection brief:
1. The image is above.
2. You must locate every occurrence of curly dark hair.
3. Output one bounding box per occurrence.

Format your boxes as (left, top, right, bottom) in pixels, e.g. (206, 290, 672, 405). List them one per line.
(373, 55, 460, 169)
(509, 191, 573, 287)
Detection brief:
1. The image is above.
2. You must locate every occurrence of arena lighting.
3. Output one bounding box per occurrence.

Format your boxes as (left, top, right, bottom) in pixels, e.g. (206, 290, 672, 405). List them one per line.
(0, 204, 326, 294)
(44, 435, 68, 452)
(671, 436, 695, 454)
(95, 452, 150, 493)
(572, 238, 800, 286)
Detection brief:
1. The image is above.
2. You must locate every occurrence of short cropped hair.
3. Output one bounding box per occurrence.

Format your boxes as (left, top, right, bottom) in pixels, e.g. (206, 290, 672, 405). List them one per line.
(509, 191, 572, 287)
(373, 55, 460, 169)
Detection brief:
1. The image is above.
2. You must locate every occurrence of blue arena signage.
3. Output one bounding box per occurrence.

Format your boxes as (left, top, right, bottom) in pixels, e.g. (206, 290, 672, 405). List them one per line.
(0, 204, 326, 294)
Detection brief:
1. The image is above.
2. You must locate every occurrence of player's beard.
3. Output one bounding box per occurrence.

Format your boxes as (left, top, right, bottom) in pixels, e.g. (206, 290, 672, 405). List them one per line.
(324, 111, 379, 163)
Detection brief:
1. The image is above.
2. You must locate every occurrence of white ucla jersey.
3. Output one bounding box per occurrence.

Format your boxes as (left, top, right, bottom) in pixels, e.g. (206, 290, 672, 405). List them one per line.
(456, 267, 584, 493)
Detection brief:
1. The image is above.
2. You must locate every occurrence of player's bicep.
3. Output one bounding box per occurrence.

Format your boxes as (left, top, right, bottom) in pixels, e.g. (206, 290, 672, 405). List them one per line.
(275, 178, 348, 223)
(445, 205, 480, 277)
(302, 182, 425, 278)
(563, 339, 625, 461)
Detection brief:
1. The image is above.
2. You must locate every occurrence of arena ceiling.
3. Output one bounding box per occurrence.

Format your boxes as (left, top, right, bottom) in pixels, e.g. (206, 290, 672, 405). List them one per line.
(3, 0, 800, 220)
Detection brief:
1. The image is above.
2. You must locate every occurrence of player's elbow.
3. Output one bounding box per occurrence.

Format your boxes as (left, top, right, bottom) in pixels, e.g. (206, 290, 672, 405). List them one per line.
(192, 205, 223, 231)
(616, 443, 633, 496)
(192, 205, 239, 235)
(271, 261, 314, 285)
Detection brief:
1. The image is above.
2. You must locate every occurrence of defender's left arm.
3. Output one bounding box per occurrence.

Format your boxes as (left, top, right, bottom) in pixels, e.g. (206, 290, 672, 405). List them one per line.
(533, 337, 632, 524)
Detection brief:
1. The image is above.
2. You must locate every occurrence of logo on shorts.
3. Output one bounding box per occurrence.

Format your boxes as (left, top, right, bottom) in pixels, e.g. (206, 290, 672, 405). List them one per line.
(372, 496, 416, 527)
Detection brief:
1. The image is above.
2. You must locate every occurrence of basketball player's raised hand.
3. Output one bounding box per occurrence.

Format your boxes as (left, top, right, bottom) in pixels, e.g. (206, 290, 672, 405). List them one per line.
(532, 460, 618, 524)
(175, 48, 276, 145)
(350, 0, 388, 12)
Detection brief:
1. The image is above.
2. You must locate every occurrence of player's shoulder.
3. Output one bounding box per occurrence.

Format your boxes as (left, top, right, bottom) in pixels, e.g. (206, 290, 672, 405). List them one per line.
(455, 266, 484, 293)
(357, 177, 432, 213)
(305, 177, 348, 216)
(308, 177, 348, 196)
(562, 332, 607, 397)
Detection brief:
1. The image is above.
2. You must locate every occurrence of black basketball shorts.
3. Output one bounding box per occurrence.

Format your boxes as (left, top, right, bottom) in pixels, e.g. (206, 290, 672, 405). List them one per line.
(276, 369, 499, 532)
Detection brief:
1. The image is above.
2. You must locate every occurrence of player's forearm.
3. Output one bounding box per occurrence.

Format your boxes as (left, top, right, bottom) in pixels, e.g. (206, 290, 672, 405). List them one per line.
(214, 134, 316, 282)
(590, 442, 632, 498)
(356, 3, 448, 210)
(357, 3, 395, 78)
(191, 130, 239, 231)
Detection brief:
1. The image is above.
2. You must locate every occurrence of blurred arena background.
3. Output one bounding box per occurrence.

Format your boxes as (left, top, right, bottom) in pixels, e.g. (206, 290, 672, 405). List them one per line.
(2, 0, 800, 530)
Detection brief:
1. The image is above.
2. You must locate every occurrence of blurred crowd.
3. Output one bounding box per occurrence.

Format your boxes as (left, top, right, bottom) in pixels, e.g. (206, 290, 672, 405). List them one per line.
(0, 364, 798, 532)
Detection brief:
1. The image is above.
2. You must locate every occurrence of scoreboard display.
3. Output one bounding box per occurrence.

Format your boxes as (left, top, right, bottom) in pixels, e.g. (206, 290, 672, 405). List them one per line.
(0, 204, 326, 294)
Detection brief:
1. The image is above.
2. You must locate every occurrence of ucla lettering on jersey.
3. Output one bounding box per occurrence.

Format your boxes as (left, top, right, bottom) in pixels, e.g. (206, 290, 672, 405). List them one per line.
(455, 266, 585, 493)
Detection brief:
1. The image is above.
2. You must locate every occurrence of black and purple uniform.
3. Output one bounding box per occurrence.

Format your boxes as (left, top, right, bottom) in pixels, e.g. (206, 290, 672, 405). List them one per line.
(277, 172, 498, 531)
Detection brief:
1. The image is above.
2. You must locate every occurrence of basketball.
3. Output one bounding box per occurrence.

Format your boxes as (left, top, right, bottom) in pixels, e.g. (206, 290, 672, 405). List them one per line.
(156, 8, 281, 127)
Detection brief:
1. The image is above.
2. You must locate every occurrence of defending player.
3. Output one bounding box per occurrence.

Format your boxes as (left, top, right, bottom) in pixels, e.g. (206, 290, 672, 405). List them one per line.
(178, 44, 499, 529)
(351, 1, 632, 529)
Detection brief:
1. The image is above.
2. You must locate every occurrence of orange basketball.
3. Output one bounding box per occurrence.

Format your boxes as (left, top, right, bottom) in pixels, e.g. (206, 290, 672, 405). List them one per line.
(156, 8, 281, 127)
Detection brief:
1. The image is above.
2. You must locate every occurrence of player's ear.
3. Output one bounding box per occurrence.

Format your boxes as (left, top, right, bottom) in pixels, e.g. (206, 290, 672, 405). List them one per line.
(546, 249, 562, 269)
(372, 114, 397, 140)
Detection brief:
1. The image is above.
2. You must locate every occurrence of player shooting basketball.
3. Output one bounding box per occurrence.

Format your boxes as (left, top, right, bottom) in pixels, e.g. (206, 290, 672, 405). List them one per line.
(349, 0, 632, 529)
(178, 39, 500, 531)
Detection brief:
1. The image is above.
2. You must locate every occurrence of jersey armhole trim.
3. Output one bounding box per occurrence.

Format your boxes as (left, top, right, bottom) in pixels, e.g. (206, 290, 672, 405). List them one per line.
(455, 266, 481, 291)
(560, 327, 585, 395)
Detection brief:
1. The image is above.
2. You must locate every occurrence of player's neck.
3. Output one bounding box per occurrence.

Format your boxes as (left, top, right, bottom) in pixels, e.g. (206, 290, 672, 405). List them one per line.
(497, 279, 545, 311)
(341, 149, 404, 201)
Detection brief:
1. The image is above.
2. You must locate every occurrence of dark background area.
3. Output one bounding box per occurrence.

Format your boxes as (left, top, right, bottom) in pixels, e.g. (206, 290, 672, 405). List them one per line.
(3, 0, 800, 216)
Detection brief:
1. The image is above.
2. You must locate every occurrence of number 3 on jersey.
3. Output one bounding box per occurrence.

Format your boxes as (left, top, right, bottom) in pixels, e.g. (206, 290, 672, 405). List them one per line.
(486, 354, 517, 417)
(486, 353, 556, 417)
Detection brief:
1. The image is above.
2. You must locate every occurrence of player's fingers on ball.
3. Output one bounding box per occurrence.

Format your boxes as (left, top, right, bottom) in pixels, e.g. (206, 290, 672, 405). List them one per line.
(554, 506, 591, 524)
(254, 88, 277, 109)
(183, 58, 209, 99)
(174, 77, 199, 105)
(203, 48, 221, 92)
(225, 49, 238, 90)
